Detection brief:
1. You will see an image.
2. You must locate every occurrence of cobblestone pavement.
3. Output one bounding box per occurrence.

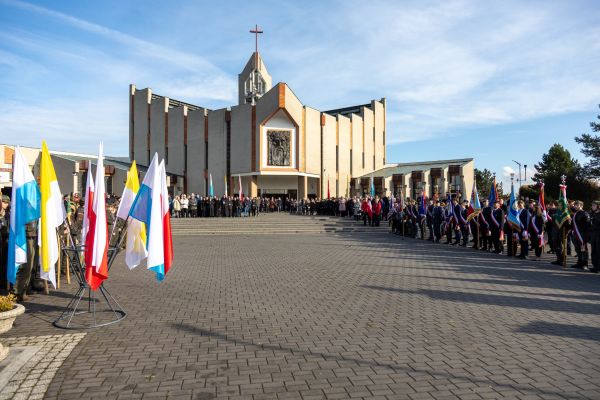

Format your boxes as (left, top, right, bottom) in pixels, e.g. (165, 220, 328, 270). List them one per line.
(2, 221, 600, 399)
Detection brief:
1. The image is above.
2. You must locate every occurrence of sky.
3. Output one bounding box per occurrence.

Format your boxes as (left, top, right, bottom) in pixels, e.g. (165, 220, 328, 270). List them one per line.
(1, 0, 599, 189)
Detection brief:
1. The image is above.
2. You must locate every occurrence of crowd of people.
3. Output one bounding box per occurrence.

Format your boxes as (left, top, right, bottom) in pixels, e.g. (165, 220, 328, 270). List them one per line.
(379, 194, 600, 272)
(2, 188, 599, 303)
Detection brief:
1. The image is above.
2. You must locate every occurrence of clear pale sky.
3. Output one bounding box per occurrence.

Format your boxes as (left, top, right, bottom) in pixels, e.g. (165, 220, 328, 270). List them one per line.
(1, 0, 599, 189)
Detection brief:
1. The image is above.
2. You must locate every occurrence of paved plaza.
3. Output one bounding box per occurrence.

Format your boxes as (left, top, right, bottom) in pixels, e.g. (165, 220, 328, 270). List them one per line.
(2, 215, 600, 399)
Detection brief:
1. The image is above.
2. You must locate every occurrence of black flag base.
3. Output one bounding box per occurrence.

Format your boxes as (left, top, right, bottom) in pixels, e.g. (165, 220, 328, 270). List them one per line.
(53, 221, 128, 329)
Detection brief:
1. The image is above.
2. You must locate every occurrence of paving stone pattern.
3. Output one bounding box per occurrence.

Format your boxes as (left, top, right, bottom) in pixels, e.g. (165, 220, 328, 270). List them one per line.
(2, 215, 600, 399)
(0, 333, 86, 400)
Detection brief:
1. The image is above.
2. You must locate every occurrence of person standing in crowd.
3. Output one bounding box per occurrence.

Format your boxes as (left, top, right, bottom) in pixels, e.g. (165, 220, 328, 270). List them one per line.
(361, 197, 372, 226)
(14, 219, 38, 302)
(459, 200, 469, 247)
(451, 198, 462, 246)
(479, 199, 491, 251)
(571, 200, 590, 269)
(0, 195, 10, 289)
(517, 200, 531, 259)
(529, 203, 545, 261)
(546, 201, 557, 254)
(173, 196, 181, 218)
(589, 200, 600, 273)
(372, 196, 382, 227)
(426, 199, 434, 241)
(180, 194, 188, 217)
(490, 200, 504, 253)
(432, 200, 444, 243)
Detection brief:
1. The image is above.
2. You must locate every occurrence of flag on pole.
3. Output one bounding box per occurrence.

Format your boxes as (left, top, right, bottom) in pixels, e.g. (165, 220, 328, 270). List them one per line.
(129, 154, 173, 281)
(84, 143, 108, 290)
(507, 181, 521, 231)
(208, 173, 214, 197)
(488, 177, 498, 204)
(82, 165, 94, 267)
(224, 175, 228, 196)
(7, 147, 40, 285)
(116, 161, 147, 270)
(38, 141, 65, 289)
(554, 179, 571, 228)
(238, 175, 244, 201)
(538, 182, 549, 222)
(467, 181, 482, 221)
(370, 176, 375, 197)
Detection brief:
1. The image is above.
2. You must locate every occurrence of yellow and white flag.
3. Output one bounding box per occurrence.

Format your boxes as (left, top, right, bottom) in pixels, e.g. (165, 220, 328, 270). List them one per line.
(116, 161, 147, 269)
(38, 141, 65, 288)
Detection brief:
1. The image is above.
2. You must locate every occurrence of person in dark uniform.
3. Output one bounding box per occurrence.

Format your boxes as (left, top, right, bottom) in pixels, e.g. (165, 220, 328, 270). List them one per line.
(529, 203, 545, 261)
(479, 199, 491, 251)
(589, 200, 600, 273)
(459, 200, 469, 247)
(14, 220, 38, 302)
(426, 199, 434, 241)
(0, 195, 10, 289)
(432, 200, 443, 243)
(451, 199, 462, 245)
(490, 200, 504, 253)
(517, 200, 531, 259)
(571, 200, 590, 269)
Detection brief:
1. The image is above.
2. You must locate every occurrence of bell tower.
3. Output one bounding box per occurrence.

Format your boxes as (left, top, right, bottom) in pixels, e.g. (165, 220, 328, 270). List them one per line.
(239, 25, 272, 105)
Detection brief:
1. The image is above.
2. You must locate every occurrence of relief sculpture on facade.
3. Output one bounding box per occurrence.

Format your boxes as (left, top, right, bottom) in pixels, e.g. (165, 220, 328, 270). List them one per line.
(267, 130, 291, 166)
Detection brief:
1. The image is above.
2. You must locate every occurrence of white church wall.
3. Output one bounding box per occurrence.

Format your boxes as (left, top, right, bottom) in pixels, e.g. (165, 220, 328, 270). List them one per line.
(304, 107, 321, 176)
(337, 114, 351, 197)
(321, 113, 336, 197)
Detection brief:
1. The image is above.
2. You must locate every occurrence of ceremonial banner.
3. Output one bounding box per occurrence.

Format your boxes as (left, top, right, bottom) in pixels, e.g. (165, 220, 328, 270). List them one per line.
(38, 141, 66, 289)
(7, 147, 40, 285)
(129, 154, 173, 281)
(209, 173, 214, 197)
(84, 143, 108, 290)
(116, 161, 147, 269)
(538, 182, 550, 222)
(82, 166, 94, 268)
(488, 177, 498, 204)
(467, 181, 481, 222)
(507, 182, 521, 231)
(554, 181, 571, 228)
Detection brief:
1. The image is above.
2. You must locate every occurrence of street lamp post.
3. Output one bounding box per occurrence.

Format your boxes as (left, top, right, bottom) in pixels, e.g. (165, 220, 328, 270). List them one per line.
(512, 160, 522, 190)
(524, 164, 528, 184)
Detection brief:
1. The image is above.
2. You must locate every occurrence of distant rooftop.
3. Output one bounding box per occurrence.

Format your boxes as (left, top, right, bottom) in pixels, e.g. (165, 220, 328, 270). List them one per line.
(323, 103, 372, 117)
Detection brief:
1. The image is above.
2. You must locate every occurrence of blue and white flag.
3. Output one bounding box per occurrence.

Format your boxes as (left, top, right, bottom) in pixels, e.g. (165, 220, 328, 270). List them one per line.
(507, 181, 521, 231)
(7, 147, 40, 285)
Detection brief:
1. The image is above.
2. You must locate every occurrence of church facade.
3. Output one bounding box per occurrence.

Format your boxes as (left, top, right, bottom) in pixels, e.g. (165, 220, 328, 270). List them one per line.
(129, 51, 475, 200)
(129, 52, 386, 199)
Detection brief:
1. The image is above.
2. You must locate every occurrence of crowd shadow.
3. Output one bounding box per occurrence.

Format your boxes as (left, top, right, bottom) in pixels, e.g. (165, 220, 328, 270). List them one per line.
(331, 226, 599, 298)
(361, 285, 600, 316)
(516, 321, 600, 342)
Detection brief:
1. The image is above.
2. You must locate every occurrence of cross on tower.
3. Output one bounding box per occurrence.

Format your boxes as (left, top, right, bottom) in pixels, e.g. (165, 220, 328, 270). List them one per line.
(249, 24, 263, 64)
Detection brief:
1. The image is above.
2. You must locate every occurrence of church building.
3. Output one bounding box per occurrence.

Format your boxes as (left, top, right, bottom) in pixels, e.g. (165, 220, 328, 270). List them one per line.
(129, 27, 475, 201)
(129, 50, 386, 199)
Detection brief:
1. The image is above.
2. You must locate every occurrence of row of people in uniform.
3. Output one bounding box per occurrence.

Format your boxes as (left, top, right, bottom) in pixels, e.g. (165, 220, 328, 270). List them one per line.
(385, 195, 600, 272)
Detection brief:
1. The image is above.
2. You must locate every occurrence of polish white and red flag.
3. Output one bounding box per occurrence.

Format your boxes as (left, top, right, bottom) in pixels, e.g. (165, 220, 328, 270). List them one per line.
(84, 143, 108, 290)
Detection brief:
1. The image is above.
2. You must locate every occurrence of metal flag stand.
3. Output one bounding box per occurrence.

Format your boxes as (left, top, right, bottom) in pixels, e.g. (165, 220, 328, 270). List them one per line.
(53, 220, 128, 329)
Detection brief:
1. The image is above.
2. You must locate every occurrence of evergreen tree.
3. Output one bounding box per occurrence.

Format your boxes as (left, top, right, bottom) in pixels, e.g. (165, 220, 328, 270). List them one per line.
(475, 168, 503, 199)
(575, 104, 600, 179)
